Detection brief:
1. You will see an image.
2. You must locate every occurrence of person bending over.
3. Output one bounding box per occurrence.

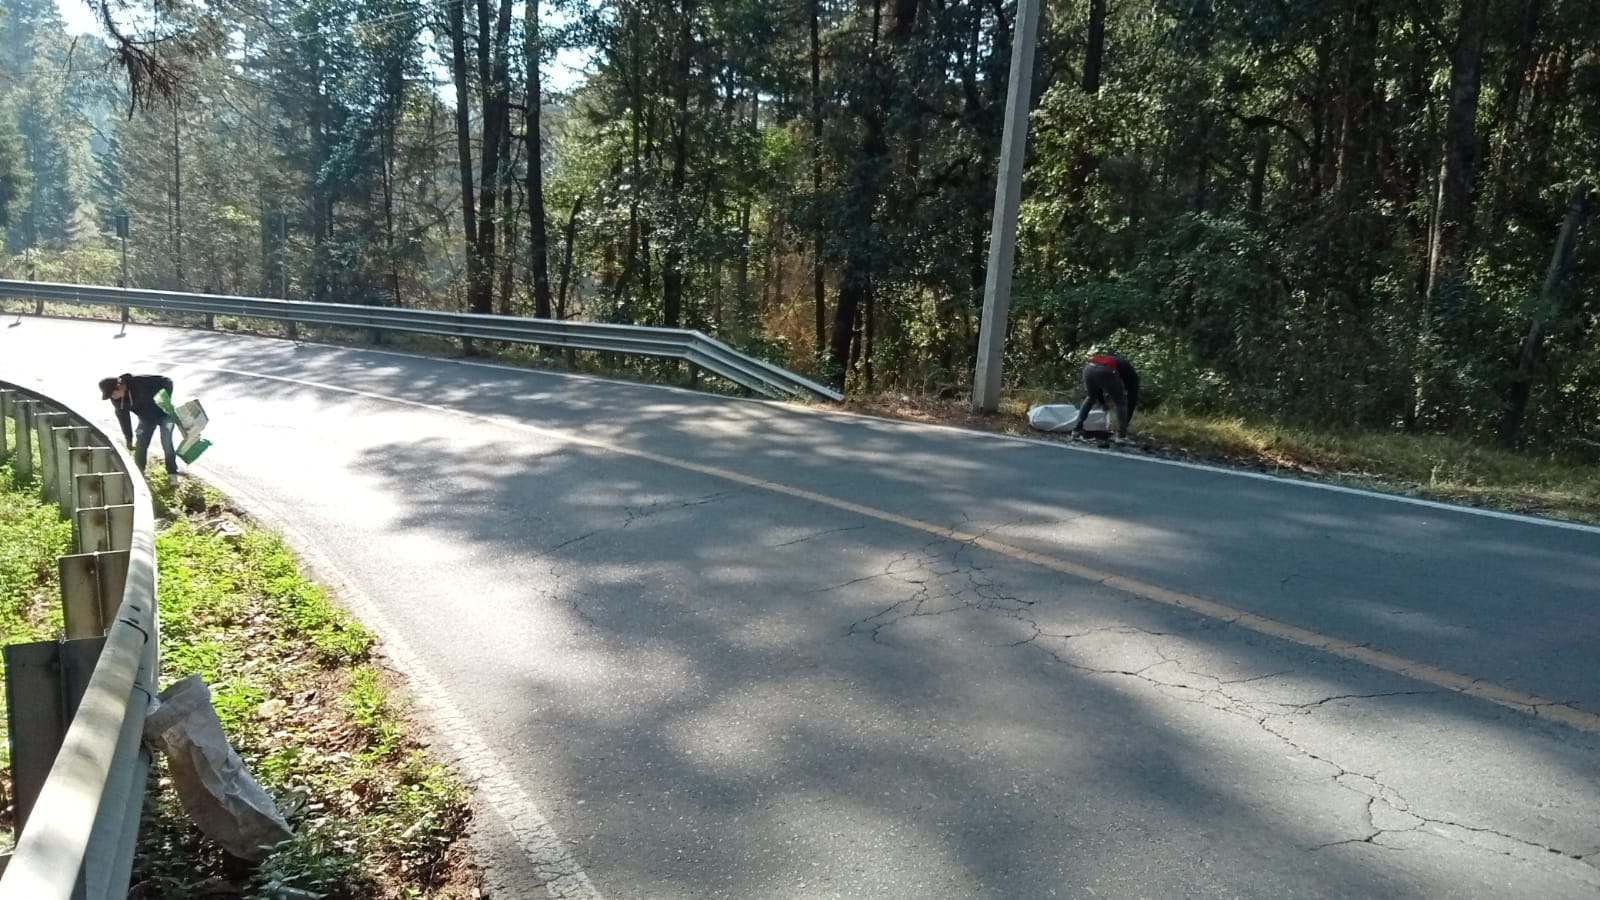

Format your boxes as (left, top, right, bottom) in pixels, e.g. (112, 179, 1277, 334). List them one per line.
(1070, 353, 1139, 444)
(100, 372, 179, 476)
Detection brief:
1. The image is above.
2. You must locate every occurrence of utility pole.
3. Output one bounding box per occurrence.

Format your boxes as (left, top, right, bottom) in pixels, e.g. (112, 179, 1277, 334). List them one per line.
(172, 97, 183, 288)
(115, 210, 130, 331)
(272, 211, 296, 340)
(971, 0, 1041, 413)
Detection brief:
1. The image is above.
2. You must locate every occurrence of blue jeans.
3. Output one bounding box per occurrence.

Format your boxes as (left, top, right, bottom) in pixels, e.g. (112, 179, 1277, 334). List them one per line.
(135, 414, 178, 474)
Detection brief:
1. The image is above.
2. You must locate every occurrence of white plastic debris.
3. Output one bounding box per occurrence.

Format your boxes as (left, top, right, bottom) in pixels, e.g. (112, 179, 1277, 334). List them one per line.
(143, 675, 294, 860)
(1026, 403, 1108, 433)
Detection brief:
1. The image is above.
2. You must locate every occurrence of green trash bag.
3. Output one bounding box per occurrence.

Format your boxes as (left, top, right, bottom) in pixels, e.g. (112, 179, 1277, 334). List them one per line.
(155, 388, 214, 464)
(178, 436, 212, 464)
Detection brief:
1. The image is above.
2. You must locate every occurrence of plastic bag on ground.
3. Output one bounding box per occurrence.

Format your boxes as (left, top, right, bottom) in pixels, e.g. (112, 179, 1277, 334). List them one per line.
(1026, 404, 1108, 433)
(143, 675, 293, 860)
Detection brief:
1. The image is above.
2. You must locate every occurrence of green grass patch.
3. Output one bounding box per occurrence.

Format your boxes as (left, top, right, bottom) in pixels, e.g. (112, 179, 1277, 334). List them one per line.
(0, 467, 69, 645)
(0, 463, 72, 847)
(123, 474, 479, 898)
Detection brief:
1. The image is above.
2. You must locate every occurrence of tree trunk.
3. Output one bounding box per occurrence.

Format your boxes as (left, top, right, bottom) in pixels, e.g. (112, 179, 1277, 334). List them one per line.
(617, 7, 644, 313)
(828, 0, 889, 379)
(662, 1, 693, 329)
(1415, 0, 1490, 422)
(733, 93, 755, 337)
(171, 97, 184, 288)
(556, 194, 583, 320)
(864, 273, 875, 392)
(497, 140, 517, 316)
(1422, 0, 1490, 330)
(1084, 0, 1105, 93)
(1061, 0, 1107, 218)
(448, 0, 480, 313)
(1497, 184, 1589, 446)
(1333, 0, 1378, 201)
(1247, 132, 1269, 217)
(526, 0, 553, 318)
(470, 0, 515, 316)
(811, 0, 826, 356)
(1486, 0, 1547, 228)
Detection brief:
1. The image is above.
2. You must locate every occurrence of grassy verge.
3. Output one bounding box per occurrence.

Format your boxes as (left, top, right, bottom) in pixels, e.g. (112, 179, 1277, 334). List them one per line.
(0, 455, 480, 896)
(131, 472, 481, 898)
(0, 462, 72, 849)
(1131, 410, 1600, 521)
(843, 393, 1600, 525)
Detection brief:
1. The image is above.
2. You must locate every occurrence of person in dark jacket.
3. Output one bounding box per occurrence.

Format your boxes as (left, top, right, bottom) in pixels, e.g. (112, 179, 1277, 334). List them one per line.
(1070, 353, 1140, 444)
(99, 372, 179, 476)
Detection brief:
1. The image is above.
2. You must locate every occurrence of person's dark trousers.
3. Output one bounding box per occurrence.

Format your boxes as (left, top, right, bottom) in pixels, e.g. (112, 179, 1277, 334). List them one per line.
(135, 413, 179, 475)
(1072, 362, 1129, 438)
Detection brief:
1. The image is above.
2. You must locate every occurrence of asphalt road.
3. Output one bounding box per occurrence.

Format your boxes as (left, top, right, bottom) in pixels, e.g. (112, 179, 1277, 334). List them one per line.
(4, 315, 1599, 900)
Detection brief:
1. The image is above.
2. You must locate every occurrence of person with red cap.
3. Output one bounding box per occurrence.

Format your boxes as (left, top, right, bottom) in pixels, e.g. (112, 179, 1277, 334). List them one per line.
(1070, 352, 1140, 445)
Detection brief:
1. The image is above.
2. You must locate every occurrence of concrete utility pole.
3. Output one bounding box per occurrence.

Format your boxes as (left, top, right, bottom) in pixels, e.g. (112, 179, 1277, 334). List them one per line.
(115, 210, 130, 331)
(971, 0, 1042, 413)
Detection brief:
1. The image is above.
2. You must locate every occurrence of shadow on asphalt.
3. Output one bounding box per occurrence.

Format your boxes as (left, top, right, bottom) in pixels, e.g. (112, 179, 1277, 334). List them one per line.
(133, 325, 1600, 898)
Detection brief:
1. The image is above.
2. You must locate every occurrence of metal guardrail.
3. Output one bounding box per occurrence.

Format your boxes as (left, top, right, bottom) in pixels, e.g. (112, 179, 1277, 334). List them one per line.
(0, 279, 844, 403)
(0, 381, 159, 900)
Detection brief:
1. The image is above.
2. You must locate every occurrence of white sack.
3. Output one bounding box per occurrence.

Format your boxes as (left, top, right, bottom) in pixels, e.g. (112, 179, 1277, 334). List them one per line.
(143, 675, 293, 860)
(1026, 404, 1108, 433)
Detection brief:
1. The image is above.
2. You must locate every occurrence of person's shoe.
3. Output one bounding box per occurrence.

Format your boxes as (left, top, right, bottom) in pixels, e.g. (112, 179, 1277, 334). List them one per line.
(1112, 435, 1131, 446)
(1069, 428, 1085, 441)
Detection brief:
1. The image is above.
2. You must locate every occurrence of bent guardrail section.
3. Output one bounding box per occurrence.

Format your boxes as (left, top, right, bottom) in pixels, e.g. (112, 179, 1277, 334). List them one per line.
(0, 279, 844, 403)
(0, 381, 159, 900)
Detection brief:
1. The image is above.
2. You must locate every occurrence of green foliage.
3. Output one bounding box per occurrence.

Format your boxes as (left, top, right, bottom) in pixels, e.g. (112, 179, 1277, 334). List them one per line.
(132, 477, 471, 896)
(343, 664, 403, 757)
(0, 466, 70, 643)
(7, 0, 1600, 448)
(0, 462, 71, 785)
(244, 531, 375, 664)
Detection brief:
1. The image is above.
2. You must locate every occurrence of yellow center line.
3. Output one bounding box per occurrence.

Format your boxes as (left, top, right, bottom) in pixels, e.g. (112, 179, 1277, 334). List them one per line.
(184, 363, 1600, 736)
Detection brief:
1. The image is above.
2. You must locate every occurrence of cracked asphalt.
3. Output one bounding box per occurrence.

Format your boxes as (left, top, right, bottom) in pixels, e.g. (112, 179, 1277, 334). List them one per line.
(5, 316, 1599, 899)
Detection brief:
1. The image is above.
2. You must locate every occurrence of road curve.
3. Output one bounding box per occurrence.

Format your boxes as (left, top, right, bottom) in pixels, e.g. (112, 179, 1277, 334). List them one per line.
(4, 315, 1598, 900)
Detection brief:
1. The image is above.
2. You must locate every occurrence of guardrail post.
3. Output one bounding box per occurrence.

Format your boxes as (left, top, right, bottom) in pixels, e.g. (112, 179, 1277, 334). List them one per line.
(0, 389, 11, 461)
(67, 445, 115, 517)
(53, 426, 93, 516)
(287, 319, 298, 340)
(13, 400, 36, 482)
(60, 551, 130, 639)
(33, 411, 69, 505)
(75, 472, 131, 511)
(3, 636, 106, 836)
(75, 505, 135, 555)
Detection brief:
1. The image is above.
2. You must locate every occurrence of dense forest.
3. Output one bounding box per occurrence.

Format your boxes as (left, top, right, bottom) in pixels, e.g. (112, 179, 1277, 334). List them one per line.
(0, 0, 1596, 447)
